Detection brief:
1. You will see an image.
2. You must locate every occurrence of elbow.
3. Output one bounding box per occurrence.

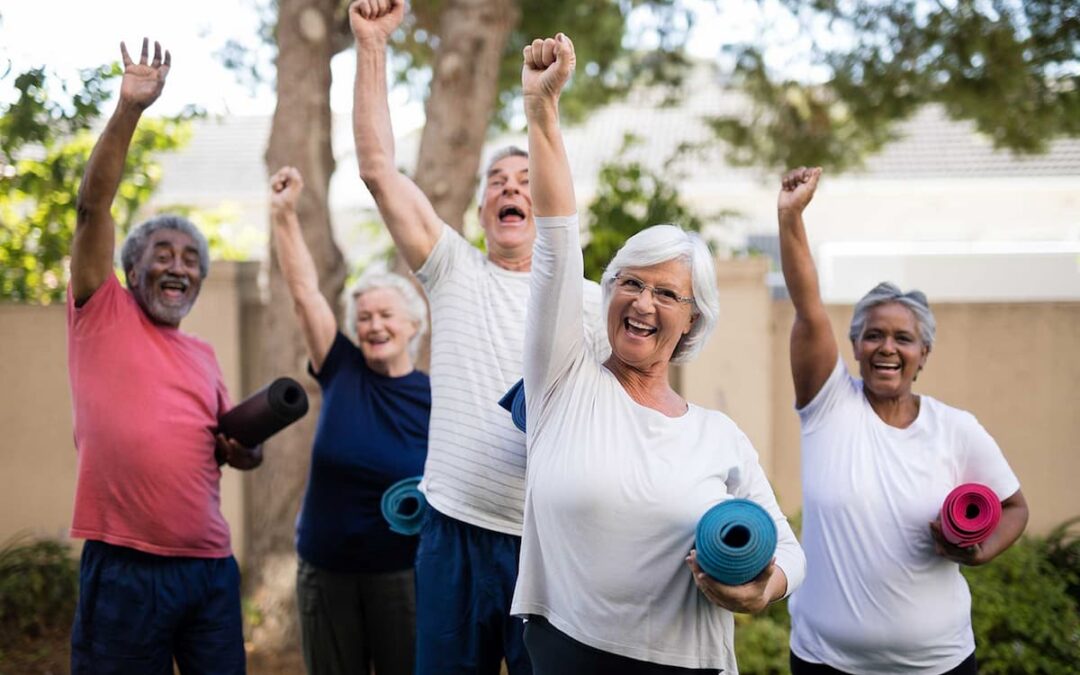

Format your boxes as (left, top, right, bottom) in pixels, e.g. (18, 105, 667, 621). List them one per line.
(358, 164, 392, 202)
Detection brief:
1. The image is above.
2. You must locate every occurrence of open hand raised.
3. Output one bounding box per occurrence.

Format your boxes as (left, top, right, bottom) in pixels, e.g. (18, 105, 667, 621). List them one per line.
(119, 38, 171, 110)
(349, 0, 404, 44)
(777, 166, 822, 216)
(522, 33, 576, 100)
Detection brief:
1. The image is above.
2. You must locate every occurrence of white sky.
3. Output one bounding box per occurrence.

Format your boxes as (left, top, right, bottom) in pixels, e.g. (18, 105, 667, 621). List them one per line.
(0, 0, 797, 129)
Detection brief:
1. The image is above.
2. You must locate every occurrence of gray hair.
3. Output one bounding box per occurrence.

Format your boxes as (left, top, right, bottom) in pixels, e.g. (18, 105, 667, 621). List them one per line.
(600, 224, 719, 364)
(849, 281, 936, 347)
(343, 271, 429, 361)
(476, 145, 529, 205)
(120, 214, 210, 283)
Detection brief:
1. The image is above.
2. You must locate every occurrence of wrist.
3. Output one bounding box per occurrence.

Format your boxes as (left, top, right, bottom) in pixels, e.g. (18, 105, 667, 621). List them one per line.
(523, 93, 560, 119)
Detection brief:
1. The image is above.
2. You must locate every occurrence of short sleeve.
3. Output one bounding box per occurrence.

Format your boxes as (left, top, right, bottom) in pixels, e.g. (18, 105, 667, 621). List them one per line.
(797, 356, 856, 434)
(308, 331, 362, 389)
(957, 411, 1021, 501)
(414, 223, 473, 293)
(67, 274, 135, 338)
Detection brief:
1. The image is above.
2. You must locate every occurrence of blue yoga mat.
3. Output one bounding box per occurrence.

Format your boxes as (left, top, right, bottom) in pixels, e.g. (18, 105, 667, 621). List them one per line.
(380, 476, 427, 536)
(498, 379, 527, 433)
(694, 498, 777, 586)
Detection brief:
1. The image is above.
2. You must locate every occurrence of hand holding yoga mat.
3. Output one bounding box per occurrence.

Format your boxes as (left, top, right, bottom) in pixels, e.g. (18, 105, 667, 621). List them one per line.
(498, 379, 527, 433)
(217, 377, 309, 447)
(695, 498, 777, 586)
(381, 476, 427, 535)
(940, 483, 1001, 547)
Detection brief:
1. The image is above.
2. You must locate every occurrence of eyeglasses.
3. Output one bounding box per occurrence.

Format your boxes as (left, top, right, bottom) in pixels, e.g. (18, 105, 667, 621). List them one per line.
(613, 273, 694, 307)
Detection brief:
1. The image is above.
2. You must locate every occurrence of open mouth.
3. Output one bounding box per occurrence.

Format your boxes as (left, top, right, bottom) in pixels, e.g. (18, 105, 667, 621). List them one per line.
(624, 317, 657, 338)
(159, 278, 188, 300)
(871, 362, 901, 373)
(498, 205, 526, 223)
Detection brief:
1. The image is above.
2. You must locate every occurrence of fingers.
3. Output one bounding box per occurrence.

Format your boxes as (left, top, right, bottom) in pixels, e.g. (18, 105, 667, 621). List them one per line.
(151, 41, 162, 67)
(161, 50, 172, 78)
(541, 37, 556, 68)
(271, 167, 304, 194)
(139, 37, 149, 65)
(120, 41, 133, 67)
(353, 0, 394, 20)
(805, 166, 822, 192)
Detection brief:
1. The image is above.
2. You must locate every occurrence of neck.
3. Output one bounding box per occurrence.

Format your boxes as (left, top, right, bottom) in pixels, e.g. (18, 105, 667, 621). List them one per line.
(368, 354, 414, 378)
(604, 356, 685, 416)
(864, 387, 920, 428)
(487, 248, 532, 272)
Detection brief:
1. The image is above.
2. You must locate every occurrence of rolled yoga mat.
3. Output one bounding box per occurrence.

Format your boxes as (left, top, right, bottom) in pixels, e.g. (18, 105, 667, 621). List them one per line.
(695, 498, 777, 586)
(940, 483, 1001, 547)
(381, 476, 428, 536)
(498, 378, 527, 433)
(217, 377, 309, 447)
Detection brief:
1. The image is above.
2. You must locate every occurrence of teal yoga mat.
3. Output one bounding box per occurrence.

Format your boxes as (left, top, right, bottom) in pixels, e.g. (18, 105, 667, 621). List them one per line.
(695, 498, 777, 586)
(380, 476, 427, 536)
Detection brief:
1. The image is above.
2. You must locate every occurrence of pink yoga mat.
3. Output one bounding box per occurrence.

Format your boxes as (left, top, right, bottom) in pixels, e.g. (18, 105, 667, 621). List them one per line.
(940, 483, 1001, 547)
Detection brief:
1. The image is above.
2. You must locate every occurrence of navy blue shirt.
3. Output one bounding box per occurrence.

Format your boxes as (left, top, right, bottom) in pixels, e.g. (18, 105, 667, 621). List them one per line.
(296, 332, 431, 573)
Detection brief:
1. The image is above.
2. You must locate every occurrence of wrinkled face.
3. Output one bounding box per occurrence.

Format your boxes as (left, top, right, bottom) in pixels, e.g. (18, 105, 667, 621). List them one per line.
(354, 287, 418, 371)
(129, 229, 203, 327)
(853, 302, 930, 400)
(606, 259, 697, 371)
(478, 155, 534, 259)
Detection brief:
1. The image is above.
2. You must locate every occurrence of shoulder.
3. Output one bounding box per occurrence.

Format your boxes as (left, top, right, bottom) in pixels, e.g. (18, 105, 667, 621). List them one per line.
(921, 395, 983, 435)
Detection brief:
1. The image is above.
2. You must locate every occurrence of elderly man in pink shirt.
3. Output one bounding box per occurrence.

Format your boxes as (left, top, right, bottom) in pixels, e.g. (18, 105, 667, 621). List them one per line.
(66, 38, 260, 675)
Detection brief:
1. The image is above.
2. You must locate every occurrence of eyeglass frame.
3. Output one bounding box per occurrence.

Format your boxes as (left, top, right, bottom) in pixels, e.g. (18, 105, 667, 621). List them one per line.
(611, 272, 695, 307)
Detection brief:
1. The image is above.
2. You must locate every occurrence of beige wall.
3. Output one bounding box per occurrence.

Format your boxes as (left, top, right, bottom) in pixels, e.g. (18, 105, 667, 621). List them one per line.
(0, 262, 256, 562)
(686, 267, 1080, 535)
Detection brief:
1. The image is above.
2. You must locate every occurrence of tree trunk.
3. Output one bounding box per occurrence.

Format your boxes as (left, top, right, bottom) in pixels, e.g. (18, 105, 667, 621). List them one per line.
(247, 0, 347, 650)
(413, 0, 520, 231)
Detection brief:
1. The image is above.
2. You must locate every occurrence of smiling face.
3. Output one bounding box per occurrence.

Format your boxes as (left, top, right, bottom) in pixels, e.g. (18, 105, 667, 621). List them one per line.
(853, 301, 930, 401)
(129, 228, 203, 327)
(353, 287, 418, 375)
(606, 259, 697, 372)
(478, 154, 534, 262)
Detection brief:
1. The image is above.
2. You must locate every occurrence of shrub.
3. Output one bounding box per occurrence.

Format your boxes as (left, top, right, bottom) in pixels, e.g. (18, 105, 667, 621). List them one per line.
(0, 536, 79, 645)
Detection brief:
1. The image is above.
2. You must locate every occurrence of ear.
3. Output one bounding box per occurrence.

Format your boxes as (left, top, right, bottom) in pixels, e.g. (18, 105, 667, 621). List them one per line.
(683, 312, 698, 335)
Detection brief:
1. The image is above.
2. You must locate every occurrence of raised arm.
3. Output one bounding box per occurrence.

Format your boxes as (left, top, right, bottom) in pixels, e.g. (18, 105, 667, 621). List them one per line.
(777, 167, 838, 408)
(71, 39, 170, 304)
(349, 0, 442, 271)
(521, 34, 585, 404)
(269, 167, 337, 372)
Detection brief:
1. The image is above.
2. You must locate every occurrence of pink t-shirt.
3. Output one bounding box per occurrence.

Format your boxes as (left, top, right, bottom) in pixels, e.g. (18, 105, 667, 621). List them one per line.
(67, 275, 232, 557)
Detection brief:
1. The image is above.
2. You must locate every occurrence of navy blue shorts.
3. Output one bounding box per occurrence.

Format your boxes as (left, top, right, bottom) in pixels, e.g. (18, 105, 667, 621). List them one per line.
(414, 506, 531, 675)
(71, 540, 245, 675)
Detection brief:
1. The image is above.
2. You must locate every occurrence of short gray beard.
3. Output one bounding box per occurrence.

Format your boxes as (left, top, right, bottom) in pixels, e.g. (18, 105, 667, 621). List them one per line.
(133, 277, 195, 326)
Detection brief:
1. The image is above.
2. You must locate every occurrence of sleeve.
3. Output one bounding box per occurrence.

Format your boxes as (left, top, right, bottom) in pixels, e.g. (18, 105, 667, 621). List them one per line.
(957, 411, 1021, 501)
(524, 214, 588, 419)
(730, 430, 806, 598)
(413, 222, 471, 293)
(308, 331, 356, 389)
(66, 274, 132, 338)
(796, 355, 854, 435)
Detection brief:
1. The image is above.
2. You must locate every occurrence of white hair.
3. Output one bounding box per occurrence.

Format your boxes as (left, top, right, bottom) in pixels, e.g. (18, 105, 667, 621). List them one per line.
(600, 224, 719, 364)
(343, 271, 429, 361)
(849, 281, 936, 347)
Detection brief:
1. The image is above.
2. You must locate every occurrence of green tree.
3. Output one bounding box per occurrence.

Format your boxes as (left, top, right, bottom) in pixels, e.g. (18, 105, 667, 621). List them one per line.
(583, 134, 710, 281)
(0, 66, 192, 303)
(712, 0, 1080, 171)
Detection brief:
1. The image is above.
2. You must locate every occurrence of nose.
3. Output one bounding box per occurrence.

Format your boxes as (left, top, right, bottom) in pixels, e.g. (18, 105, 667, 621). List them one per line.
(630, 288, 658, 312)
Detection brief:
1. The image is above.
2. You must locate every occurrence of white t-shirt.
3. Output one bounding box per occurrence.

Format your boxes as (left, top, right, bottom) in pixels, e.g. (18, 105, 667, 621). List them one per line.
(414, 224, 604, 536)
(511, 214, 805, 671)
(789, 357, 1021, 674)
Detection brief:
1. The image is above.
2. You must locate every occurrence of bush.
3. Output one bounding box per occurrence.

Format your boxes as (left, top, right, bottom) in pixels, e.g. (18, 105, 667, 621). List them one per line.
(0, 536, 79, 645)
(734, 517, 1080, 675)
(964, 536, 1080, 674)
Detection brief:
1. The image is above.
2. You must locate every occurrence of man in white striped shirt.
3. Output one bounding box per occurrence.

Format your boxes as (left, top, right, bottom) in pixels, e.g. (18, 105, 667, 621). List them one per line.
(349, 2, 602, 673)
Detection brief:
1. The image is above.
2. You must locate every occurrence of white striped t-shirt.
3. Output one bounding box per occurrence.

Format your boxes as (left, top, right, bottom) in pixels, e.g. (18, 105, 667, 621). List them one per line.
(415, 224, 605, 535)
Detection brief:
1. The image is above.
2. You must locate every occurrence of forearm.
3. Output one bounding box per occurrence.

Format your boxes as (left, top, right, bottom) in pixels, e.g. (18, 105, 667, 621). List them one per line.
(353, 40, 396, 188)
(77, 100, 143, 215)
(271, 209, 336, 366)
(524, 95, 575, 217)
(976, 493, 1029, 564)
(777, 209, 826, 319)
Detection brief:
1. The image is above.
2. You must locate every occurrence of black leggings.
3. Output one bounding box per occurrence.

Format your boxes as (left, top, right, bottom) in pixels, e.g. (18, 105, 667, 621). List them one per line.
(790, 650, 977, 675)
(523, 616, 720, 675)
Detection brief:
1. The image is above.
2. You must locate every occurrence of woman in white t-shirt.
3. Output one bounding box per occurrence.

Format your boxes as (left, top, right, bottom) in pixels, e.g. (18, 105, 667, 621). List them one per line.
(777, 167, 1029, 675)
(509, 34, 806, 674)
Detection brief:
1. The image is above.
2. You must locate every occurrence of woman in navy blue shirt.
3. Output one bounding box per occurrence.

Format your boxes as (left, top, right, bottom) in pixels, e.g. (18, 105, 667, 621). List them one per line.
(270, 166, 431, 675)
